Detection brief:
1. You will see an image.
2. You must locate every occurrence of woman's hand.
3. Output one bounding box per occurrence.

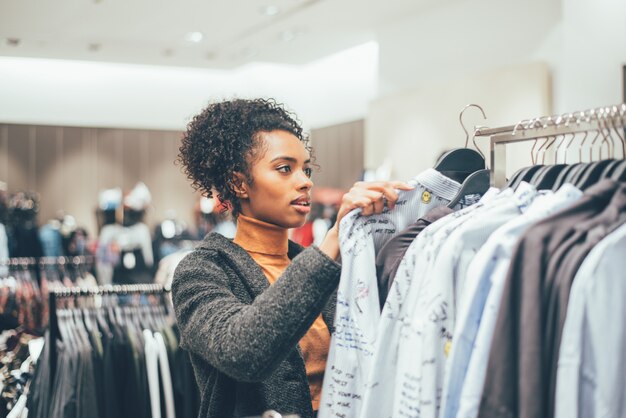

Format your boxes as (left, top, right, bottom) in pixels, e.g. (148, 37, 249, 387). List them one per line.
(318, 180, 414, 260)
(335, 180, 415, 226)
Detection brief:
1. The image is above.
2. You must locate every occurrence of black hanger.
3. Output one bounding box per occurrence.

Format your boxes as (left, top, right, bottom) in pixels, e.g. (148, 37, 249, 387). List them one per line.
(505, 167, 526, 189)
(551, 163, 579, 191)
(564, 163, 588, 185)
(576, 159, 616, 190)
(506, 166, 534, 189)
(611, 160, 626, 181)
(600, 159, 623, 178)
(434, 149, 485, 182)
(447, 169, 490, 208)
(436, 104, 488, 183)
(531, 164, 568, 190)
(508, 165, 543, 189)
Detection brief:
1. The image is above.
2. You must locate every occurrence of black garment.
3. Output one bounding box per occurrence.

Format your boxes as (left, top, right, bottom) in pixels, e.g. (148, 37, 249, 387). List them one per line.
(50, 340, 78, 418)
(76, 340, 99, 418)
(103, 321, 127, 418)
(27, 331, 51, 418)
(375, 206, 453, 309)
(113, 248, 153, 285)
(479, 180, 622, 418)
(8, 225, 43, 258)
(169, 324, 200, 418)
(542, 182, 626, 418)
(92, 333, 106, 418)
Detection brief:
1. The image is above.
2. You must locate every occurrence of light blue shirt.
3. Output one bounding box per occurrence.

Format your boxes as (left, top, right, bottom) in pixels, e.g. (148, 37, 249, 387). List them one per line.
(555, 221, 626, 418)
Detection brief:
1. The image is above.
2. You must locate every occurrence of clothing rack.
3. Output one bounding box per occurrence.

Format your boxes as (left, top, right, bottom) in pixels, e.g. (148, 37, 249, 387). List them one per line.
(48, 283, 170, 394)
(0, 257, 38, 268)
(0, 256, 95, 271)
(475, 104, 626, 187)
(39, 255, 94, 266)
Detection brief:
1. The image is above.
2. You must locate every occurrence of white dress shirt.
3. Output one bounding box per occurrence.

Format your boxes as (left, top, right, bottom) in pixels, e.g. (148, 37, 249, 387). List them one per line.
(154, 332, 176, 418)
(319, 168, 466, 418)
(0, 223, 8, 277)
(143, 329, 160, 418)
(356, 187, 504, 418)
(555, 221, 626, 418)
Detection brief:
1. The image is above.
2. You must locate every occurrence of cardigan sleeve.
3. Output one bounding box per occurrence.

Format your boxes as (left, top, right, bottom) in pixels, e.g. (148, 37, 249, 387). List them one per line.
(171, 245, 340, 382)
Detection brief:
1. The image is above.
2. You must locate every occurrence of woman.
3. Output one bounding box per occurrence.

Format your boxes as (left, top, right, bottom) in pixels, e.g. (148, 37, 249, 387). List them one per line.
(172, 98, 411, 418)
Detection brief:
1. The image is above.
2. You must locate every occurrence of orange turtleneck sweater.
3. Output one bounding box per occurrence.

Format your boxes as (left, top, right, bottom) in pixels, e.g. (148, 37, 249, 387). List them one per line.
(233, 214, 331, 411)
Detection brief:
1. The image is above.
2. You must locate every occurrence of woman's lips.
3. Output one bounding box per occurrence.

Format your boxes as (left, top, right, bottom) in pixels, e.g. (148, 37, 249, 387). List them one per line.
(291, 201, 311, 214)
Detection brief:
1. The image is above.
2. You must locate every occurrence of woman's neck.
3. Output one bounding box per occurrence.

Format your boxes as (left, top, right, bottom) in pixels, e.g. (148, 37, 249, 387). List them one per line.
(233, 213, 288, 255)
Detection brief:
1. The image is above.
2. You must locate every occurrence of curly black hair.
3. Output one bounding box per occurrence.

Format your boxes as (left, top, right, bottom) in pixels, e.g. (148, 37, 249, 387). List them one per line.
(177, 98, 314, 216)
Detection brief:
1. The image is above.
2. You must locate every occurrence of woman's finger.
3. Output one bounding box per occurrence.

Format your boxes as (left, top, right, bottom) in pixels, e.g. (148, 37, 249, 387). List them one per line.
(361, 202, 374, 216)
(389, 181, 415, 191)
(372, 193, 385, 214)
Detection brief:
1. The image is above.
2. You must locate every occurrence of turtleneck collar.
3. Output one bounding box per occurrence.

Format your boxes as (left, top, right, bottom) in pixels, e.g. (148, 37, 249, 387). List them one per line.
(233, 213, 289, 256)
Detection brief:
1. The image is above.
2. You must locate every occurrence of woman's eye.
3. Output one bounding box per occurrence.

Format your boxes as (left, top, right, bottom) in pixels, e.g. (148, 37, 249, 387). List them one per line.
(277, 166, 291, 173)
(304, 167, 312, 178)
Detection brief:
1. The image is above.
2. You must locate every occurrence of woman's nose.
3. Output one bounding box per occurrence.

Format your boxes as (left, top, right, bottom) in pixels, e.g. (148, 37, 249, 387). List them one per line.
(297, 171, 313, 190)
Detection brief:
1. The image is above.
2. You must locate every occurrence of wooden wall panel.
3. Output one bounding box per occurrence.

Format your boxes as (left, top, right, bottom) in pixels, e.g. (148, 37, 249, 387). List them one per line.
(121, 130, 142, 193)
(6, 125, 30, 193)
(310, 119, 364, 190)
(34, 126, 61, 225)
(0, 123, 198, 238)
(0, 126, 8, 186)
(0, 120, 362, 237)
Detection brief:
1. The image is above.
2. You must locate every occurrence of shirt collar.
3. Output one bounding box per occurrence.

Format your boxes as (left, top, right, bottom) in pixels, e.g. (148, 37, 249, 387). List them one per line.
(233, 214, 289, 256)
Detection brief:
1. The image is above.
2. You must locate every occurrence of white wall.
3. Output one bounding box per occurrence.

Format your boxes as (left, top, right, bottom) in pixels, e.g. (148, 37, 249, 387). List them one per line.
(366, 62, 551, 181)
(555, 0, 626, 112)
(377, 0, 562, 96)
(369, 0, 626, 179)
(0, 42, 378, 131)
(376, 0, 626, 115)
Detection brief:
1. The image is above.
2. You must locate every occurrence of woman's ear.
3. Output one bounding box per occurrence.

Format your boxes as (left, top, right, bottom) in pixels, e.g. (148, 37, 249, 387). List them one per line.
(230, 172, 249, 199)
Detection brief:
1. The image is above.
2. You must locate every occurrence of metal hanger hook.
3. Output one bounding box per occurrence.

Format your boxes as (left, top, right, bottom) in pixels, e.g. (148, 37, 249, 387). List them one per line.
(459, 103, 487, 148)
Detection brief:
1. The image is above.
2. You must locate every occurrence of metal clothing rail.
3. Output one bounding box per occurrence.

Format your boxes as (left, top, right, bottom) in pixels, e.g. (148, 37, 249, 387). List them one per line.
(0, 257, 38, 267)
(475, 104, 626, 187)
(48, 283, 170, 395)
(39, 255, 95, 266)
(0, 255, 95, 268)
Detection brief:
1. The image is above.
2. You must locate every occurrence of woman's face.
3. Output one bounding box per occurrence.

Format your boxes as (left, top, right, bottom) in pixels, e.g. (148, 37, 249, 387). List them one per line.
(238, 130, 313, 229)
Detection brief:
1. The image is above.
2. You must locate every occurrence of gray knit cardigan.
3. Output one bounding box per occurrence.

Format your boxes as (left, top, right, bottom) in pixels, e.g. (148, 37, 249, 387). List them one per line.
(171, 232, 341, 418)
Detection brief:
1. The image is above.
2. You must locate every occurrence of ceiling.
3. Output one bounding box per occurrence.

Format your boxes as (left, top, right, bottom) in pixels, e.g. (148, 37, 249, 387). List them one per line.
(0, 0, 445, 69)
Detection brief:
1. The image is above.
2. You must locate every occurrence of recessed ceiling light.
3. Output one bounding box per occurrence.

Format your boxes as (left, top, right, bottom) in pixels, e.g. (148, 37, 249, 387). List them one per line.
(6, 38, 20, 46)
(88, 43, 101, 52)
(261, 5, 280, 16)
(184, 32, 204, 43)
